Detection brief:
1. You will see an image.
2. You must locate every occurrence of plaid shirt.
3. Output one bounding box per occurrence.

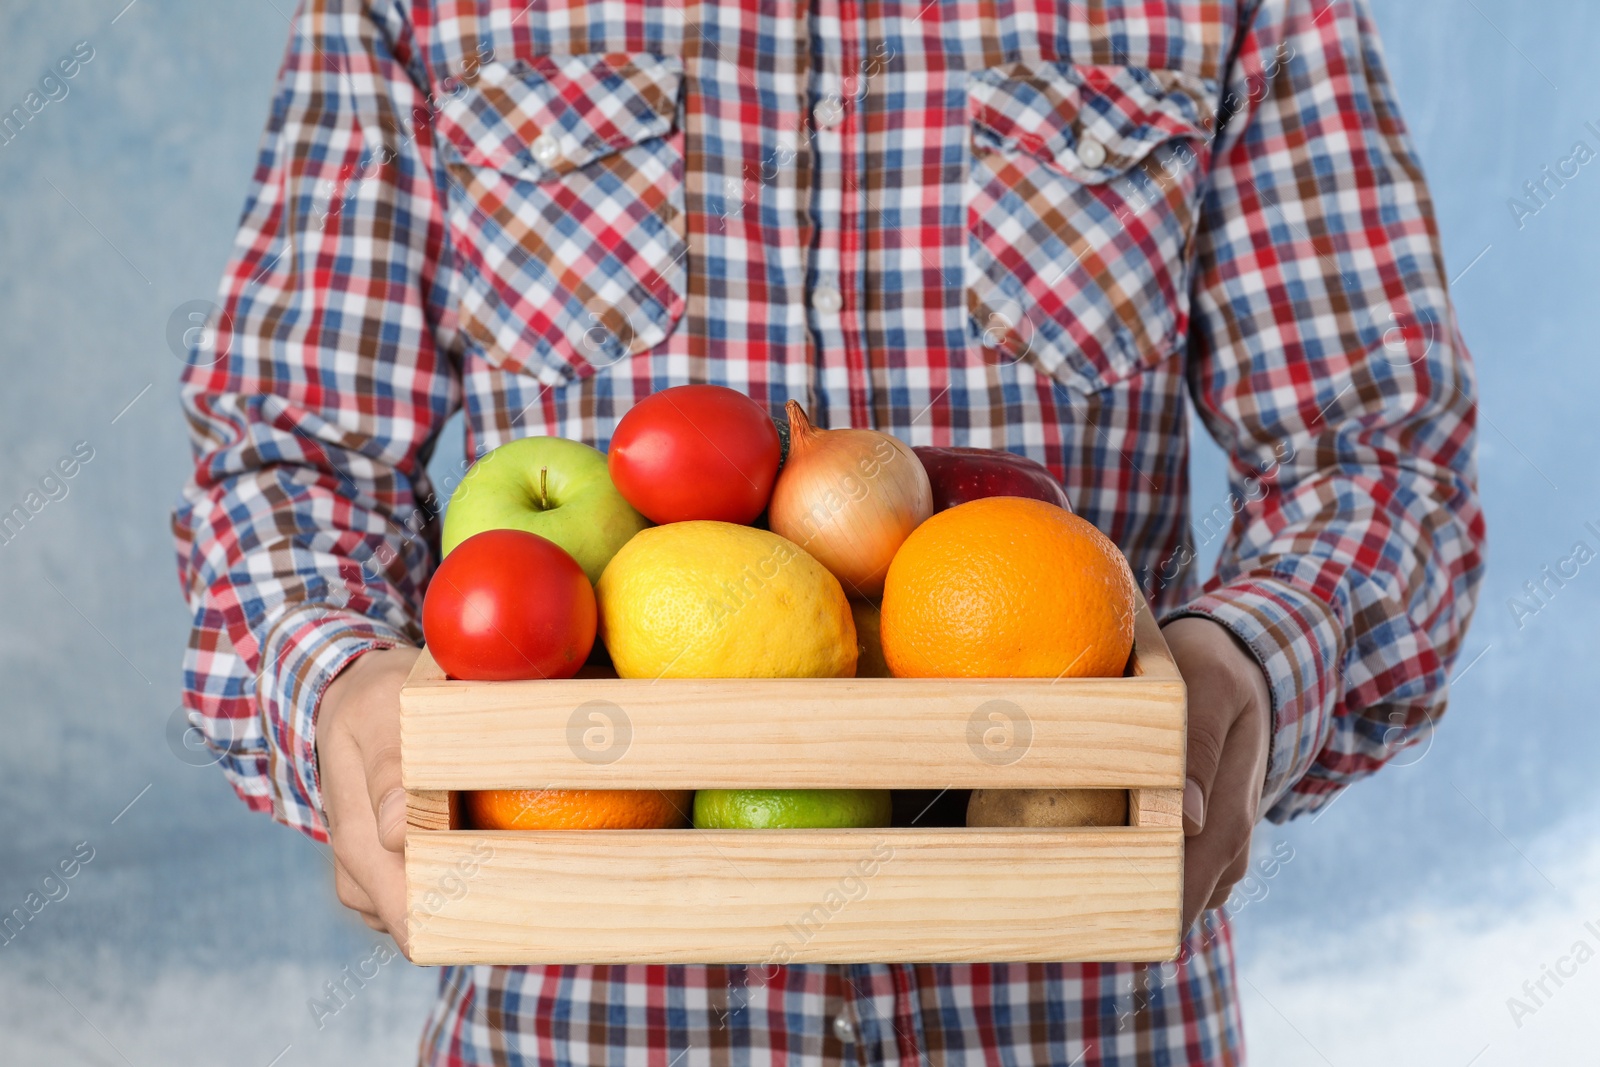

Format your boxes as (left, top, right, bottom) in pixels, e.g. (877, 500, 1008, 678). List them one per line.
(172, 0, 1484, 1063)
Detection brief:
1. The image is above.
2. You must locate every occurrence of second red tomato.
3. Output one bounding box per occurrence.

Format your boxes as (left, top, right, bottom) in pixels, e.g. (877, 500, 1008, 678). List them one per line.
(607, 384, 782, 524)
(422, 529, 596, 681)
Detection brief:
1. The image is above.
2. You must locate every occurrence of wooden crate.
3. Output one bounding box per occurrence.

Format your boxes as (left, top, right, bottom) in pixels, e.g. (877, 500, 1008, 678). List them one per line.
(399, 593, 1185, 966)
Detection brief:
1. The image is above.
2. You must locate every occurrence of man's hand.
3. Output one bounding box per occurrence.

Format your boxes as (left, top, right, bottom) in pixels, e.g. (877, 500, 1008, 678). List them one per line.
(1161, 617, 1272, 931)
(315, 645, 421, 955)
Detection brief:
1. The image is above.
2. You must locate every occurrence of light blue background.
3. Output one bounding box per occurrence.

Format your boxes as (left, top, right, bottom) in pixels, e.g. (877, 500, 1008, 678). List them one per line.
(1, 2, 1596, 1063)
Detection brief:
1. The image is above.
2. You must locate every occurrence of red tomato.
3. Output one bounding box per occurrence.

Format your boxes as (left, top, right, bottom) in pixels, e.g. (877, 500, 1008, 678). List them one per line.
(422, 529, 596, 681)
(607, 384, 782, 524)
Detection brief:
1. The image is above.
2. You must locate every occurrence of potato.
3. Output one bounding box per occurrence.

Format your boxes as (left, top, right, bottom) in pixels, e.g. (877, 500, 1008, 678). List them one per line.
(966, 788, 1128, 828)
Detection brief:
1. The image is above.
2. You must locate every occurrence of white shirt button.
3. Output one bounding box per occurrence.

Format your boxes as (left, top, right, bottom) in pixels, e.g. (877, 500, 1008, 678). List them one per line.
(531, 133, 562, 166)
(815, 95, 846, 129)
(811, 285, 844, 315)
(1076, 135, 1108, 169)
(832, 1012, 856, 1044)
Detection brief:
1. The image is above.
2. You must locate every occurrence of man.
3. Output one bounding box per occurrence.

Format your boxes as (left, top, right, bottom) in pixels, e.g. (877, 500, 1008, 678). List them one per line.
(173, 0, 1484, 1062)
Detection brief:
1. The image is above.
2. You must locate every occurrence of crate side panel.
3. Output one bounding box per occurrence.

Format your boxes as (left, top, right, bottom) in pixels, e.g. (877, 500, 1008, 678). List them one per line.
(407, 789, 459, 831)
(1130, 788, 1184, 828)
(1128, 598, 1183, 682)
(401, 676, 1184, 791)
(406, 828, 1182, 965)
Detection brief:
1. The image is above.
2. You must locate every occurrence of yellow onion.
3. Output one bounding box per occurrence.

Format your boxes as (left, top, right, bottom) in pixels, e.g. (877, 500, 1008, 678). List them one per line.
(768, 400, 932, 598)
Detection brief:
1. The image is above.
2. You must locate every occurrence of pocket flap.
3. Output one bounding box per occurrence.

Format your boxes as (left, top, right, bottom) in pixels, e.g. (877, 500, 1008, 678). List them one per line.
(969, 62, 1215, 183)
(437, 53, 683, 182)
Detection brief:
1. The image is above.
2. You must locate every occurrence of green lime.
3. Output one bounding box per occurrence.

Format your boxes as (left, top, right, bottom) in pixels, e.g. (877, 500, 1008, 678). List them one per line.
(692, 789, 893, 829)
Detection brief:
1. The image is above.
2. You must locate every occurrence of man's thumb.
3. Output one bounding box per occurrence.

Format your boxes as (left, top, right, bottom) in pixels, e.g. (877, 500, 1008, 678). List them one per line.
(1184, 688, 1237, 836)
(362, 738, 407, 852)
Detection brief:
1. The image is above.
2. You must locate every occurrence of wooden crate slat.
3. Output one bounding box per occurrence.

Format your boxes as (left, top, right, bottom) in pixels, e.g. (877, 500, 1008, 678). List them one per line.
(406, 827, 1182, 965)
(402, 670, 1182, 790)
(400, 592, 1183, 792)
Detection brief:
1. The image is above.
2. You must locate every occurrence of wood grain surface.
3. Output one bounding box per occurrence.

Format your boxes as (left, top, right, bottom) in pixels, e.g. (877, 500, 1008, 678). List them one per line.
(406, 826, 1184, 965)
(400, 596, 1184, 791)
(401, 590, 1187, 964)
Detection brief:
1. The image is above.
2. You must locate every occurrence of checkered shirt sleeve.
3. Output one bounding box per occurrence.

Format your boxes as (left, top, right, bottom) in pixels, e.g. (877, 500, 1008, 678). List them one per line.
(1172, 0, 1485, 822)
(171, 0, 456, 840)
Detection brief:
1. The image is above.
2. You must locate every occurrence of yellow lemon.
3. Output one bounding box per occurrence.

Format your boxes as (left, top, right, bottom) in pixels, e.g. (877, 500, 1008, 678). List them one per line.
(597, 521, 857, 679)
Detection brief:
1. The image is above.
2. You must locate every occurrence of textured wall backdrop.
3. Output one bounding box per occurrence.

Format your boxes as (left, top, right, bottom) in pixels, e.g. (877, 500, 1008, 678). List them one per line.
(0, 2, 1596, 1064)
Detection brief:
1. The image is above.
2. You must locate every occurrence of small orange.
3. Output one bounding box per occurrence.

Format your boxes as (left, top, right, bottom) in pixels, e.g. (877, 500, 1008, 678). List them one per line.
(880, 496, 1136, 678)
(464, 789, 693, 830)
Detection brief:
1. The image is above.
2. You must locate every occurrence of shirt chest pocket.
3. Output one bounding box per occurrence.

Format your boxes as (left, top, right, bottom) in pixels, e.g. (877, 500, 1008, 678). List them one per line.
(966, 63, 1216, 393)
(435, 53, 687, 386)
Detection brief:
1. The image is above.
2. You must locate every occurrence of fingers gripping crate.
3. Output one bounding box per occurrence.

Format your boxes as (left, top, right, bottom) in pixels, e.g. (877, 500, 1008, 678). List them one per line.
(399, 592, 1186, 965)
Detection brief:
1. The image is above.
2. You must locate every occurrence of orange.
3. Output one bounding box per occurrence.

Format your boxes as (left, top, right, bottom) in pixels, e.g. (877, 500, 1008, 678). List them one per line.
(880, 496, 1136, 678)
(464, 789, 693, 830)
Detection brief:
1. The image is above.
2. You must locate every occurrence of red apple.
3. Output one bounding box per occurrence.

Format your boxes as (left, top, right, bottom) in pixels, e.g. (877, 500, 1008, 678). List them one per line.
(912, 447, 1072, 513)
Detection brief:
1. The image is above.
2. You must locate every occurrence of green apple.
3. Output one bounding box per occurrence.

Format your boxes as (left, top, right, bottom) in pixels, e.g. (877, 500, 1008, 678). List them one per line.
(442, 437, 651, 584)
